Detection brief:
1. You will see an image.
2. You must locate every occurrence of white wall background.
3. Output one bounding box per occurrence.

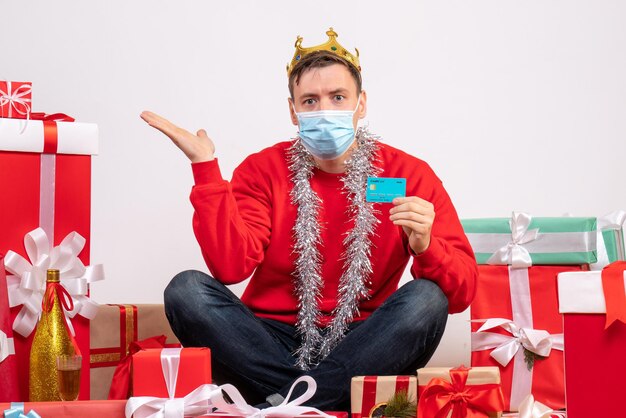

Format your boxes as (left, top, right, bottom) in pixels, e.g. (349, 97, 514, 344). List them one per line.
(2, 0, 625, 366)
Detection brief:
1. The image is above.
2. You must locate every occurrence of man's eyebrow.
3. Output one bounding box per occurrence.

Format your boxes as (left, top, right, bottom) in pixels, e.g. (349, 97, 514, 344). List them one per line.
(298, 88, 350, 100)
(328, 88, 350, 95)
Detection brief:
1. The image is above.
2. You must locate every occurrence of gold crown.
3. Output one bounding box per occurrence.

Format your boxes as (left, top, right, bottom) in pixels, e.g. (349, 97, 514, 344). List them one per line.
(286, 27, 361, 76)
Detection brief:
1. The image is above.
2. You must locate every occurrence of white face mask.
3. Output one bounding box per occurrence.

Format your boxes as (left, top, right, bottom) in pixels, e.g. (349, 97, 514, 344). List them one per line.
(294, 97, 361, 160)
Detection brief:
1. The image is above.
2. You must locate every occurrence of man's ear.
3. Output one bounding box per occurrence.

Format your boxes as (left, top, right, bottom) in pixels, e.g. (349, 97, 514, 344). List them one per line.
(288, 97, 298, 126)
(357, 90, 367, 119)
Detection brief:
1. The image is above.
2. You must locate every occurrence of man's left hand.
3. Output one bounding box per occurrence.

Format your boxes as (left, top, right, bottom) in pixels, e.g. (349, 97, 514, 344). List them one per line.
(389, 196, 435, 255)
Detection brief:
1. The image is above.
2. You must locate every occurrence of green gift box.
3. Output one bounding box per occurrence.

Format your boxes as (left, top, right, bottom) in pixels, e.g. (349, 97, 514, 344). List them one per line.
(462, 212, 597, 266)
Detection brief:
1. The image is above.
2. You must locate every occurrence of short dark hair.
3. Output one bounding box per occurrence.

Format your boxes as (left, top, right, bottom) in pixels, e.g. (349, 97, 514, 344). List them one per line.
(288, 50, 362, 98)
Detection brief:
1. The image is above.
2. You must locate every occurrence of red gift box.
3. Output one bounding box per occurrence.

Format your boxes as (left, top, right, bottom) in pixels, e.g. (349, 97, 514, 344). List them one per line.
(350, 375, 417, 418)
(0, 255, 19, 402)
(132, 347, 212, 397)
(417, 366, 504, 418)
(558, 262, 626, 418)
(0, 115, 99, 400)
(0, 400, 126, 417)
(0, 81, 32, 119)
(89, 304, 180, 400)
(470, 265, 586, 411)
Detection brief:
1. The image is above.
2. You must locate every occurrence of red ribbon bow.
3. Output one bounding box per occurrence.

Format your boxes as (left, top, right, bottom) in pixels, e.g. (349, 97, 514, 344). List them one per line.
(41, 281, 81, 355)
(30, 112, 75, 122)
(108, 335, 171, 400)
(42, 282, 75, 314)
(601, 261, 626, 329)
(418, 366, 504, 418)
(29, 112, 75, 154)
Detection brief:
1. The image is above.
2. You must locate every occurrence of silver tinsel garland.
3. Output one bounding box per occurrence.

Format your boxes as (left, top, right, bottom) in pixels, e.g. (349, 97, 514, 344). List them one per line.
(288, 127, 381, 370)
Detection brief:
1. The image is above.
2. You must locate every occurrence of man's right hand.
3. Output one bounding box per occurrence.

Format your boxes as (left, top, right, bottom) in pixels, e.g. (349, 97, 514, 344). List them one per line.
(140, 111, 216, 163)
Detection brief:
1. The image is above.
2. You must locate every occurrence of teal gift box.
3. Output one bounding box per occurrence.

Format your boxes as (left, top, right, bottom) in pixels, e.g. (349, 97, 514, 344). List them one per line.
(462, 212, 597, 266)
(601, 228, 624, 262)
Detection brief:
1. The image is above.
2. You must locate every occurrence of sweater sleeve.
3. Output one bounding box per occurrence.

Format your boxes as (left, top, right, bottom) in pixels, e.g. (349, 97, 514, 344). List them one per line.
(409, 171, 478, 314)
(189, 156, 272, 284)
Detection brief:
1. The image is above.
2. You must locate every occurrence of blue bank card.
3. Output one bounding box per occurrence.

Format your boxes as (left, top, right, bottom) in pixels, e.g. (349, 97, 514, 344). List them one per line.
(366, 177, 406, 203)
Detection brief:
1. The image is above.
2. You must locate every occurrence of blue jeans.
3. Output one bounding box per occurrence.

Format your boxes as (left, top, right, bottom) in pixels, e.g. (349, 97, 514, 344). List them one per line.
(164, 271, 448, 411)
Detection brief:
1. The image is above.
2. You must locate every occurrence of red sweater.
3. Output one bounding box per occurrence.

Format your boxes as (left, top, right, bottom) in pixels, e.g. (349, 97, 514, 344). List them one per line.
(190, 141, 477, 326)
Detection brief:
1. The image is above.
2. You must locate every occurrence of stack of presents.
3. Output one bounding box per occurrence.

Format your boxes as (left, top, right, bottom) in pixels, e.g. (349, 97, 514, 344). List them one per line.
(1, 79, 625, 417)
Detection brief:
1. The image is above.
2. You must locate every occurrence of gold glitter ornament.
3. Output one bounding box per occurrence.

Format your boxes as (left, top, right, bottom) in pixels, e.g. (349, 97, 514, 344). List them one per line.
(29, 269, 80, 401)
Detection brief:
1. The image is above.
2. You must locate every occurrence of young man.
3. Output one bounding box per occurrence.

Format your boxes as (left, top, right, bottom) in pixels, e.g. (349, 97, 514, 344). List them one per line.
(141, 28, 477, 411)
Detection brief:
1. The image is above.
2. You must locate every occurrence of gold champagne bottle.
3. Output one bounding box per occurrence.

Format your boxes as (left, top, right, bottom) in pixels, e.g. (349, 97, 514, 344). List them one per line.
(29, 269, 78, 401)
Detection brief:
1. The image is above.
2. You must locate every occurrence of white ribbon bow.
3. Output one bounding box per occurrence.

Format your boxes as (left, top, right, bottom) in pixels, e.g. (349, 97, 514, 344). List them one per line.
(4, 228, 105, 337)
(0, 330, 15, 362)
(471, 318, 563, 367)
(598, 210, 626, 231)
(516, 394, 561, 418)
(212, 375, 335, 418)
(0, 81, 32, 119)
(126, 347, 219, 418)
(125, 384, 220, 418)
(487, 212, 539, 268)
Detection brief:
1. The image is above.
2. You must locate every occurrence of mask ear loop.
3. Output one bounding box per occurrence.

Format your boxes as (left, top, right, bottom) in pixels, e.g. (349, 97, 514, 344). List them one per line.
(353, 94, 362, 113)
(353, 94, 364, 130)
(291, 101, 302, 135)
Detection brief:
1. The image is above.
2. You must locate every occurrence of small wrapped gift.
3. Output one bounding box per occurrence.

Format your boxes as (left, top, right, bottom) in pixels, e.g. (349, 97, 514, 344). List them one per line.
(558, 262, 626, 418)
(350, 375, 417, 418)
(127, 347, 216, 417)
(417, 366, 504, 418)
(0, 81, 32, 119)
(1, 112, 99, 400)
(462, 212, 596, 266)
(90, 304, 180, 400)
(132, 347, 212, 397)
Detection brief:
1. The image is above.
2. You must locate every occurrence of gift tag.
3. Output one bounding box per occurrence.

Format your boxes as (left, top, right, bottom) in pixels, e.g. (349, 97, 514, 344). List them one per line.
(366, 177, 406, 203)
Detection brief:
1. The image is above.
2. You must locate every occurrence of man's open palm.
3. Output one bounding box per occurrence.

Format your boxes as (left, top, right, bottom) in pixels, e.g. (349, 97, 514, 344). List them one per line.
(141, 111, 215, 163)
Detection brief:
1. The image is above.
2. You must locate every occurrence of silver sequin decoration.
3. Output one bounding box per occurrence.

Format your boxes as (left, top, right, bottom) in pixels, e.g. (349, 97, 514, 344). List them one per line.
(288, 127, 381, 369)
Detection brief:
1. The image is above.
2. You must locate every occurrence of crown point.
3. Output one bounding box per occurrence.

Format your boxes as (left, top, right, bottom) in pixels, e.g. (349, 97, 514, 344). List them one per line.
(327, 28, 338, 38)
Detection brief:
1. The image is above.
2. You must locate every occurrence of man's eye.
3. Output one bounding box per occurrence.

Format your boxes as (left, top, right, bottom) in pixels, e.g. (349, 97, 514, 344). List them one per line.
(304, 99, 316, 105)
(334, 95, 345, 101)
